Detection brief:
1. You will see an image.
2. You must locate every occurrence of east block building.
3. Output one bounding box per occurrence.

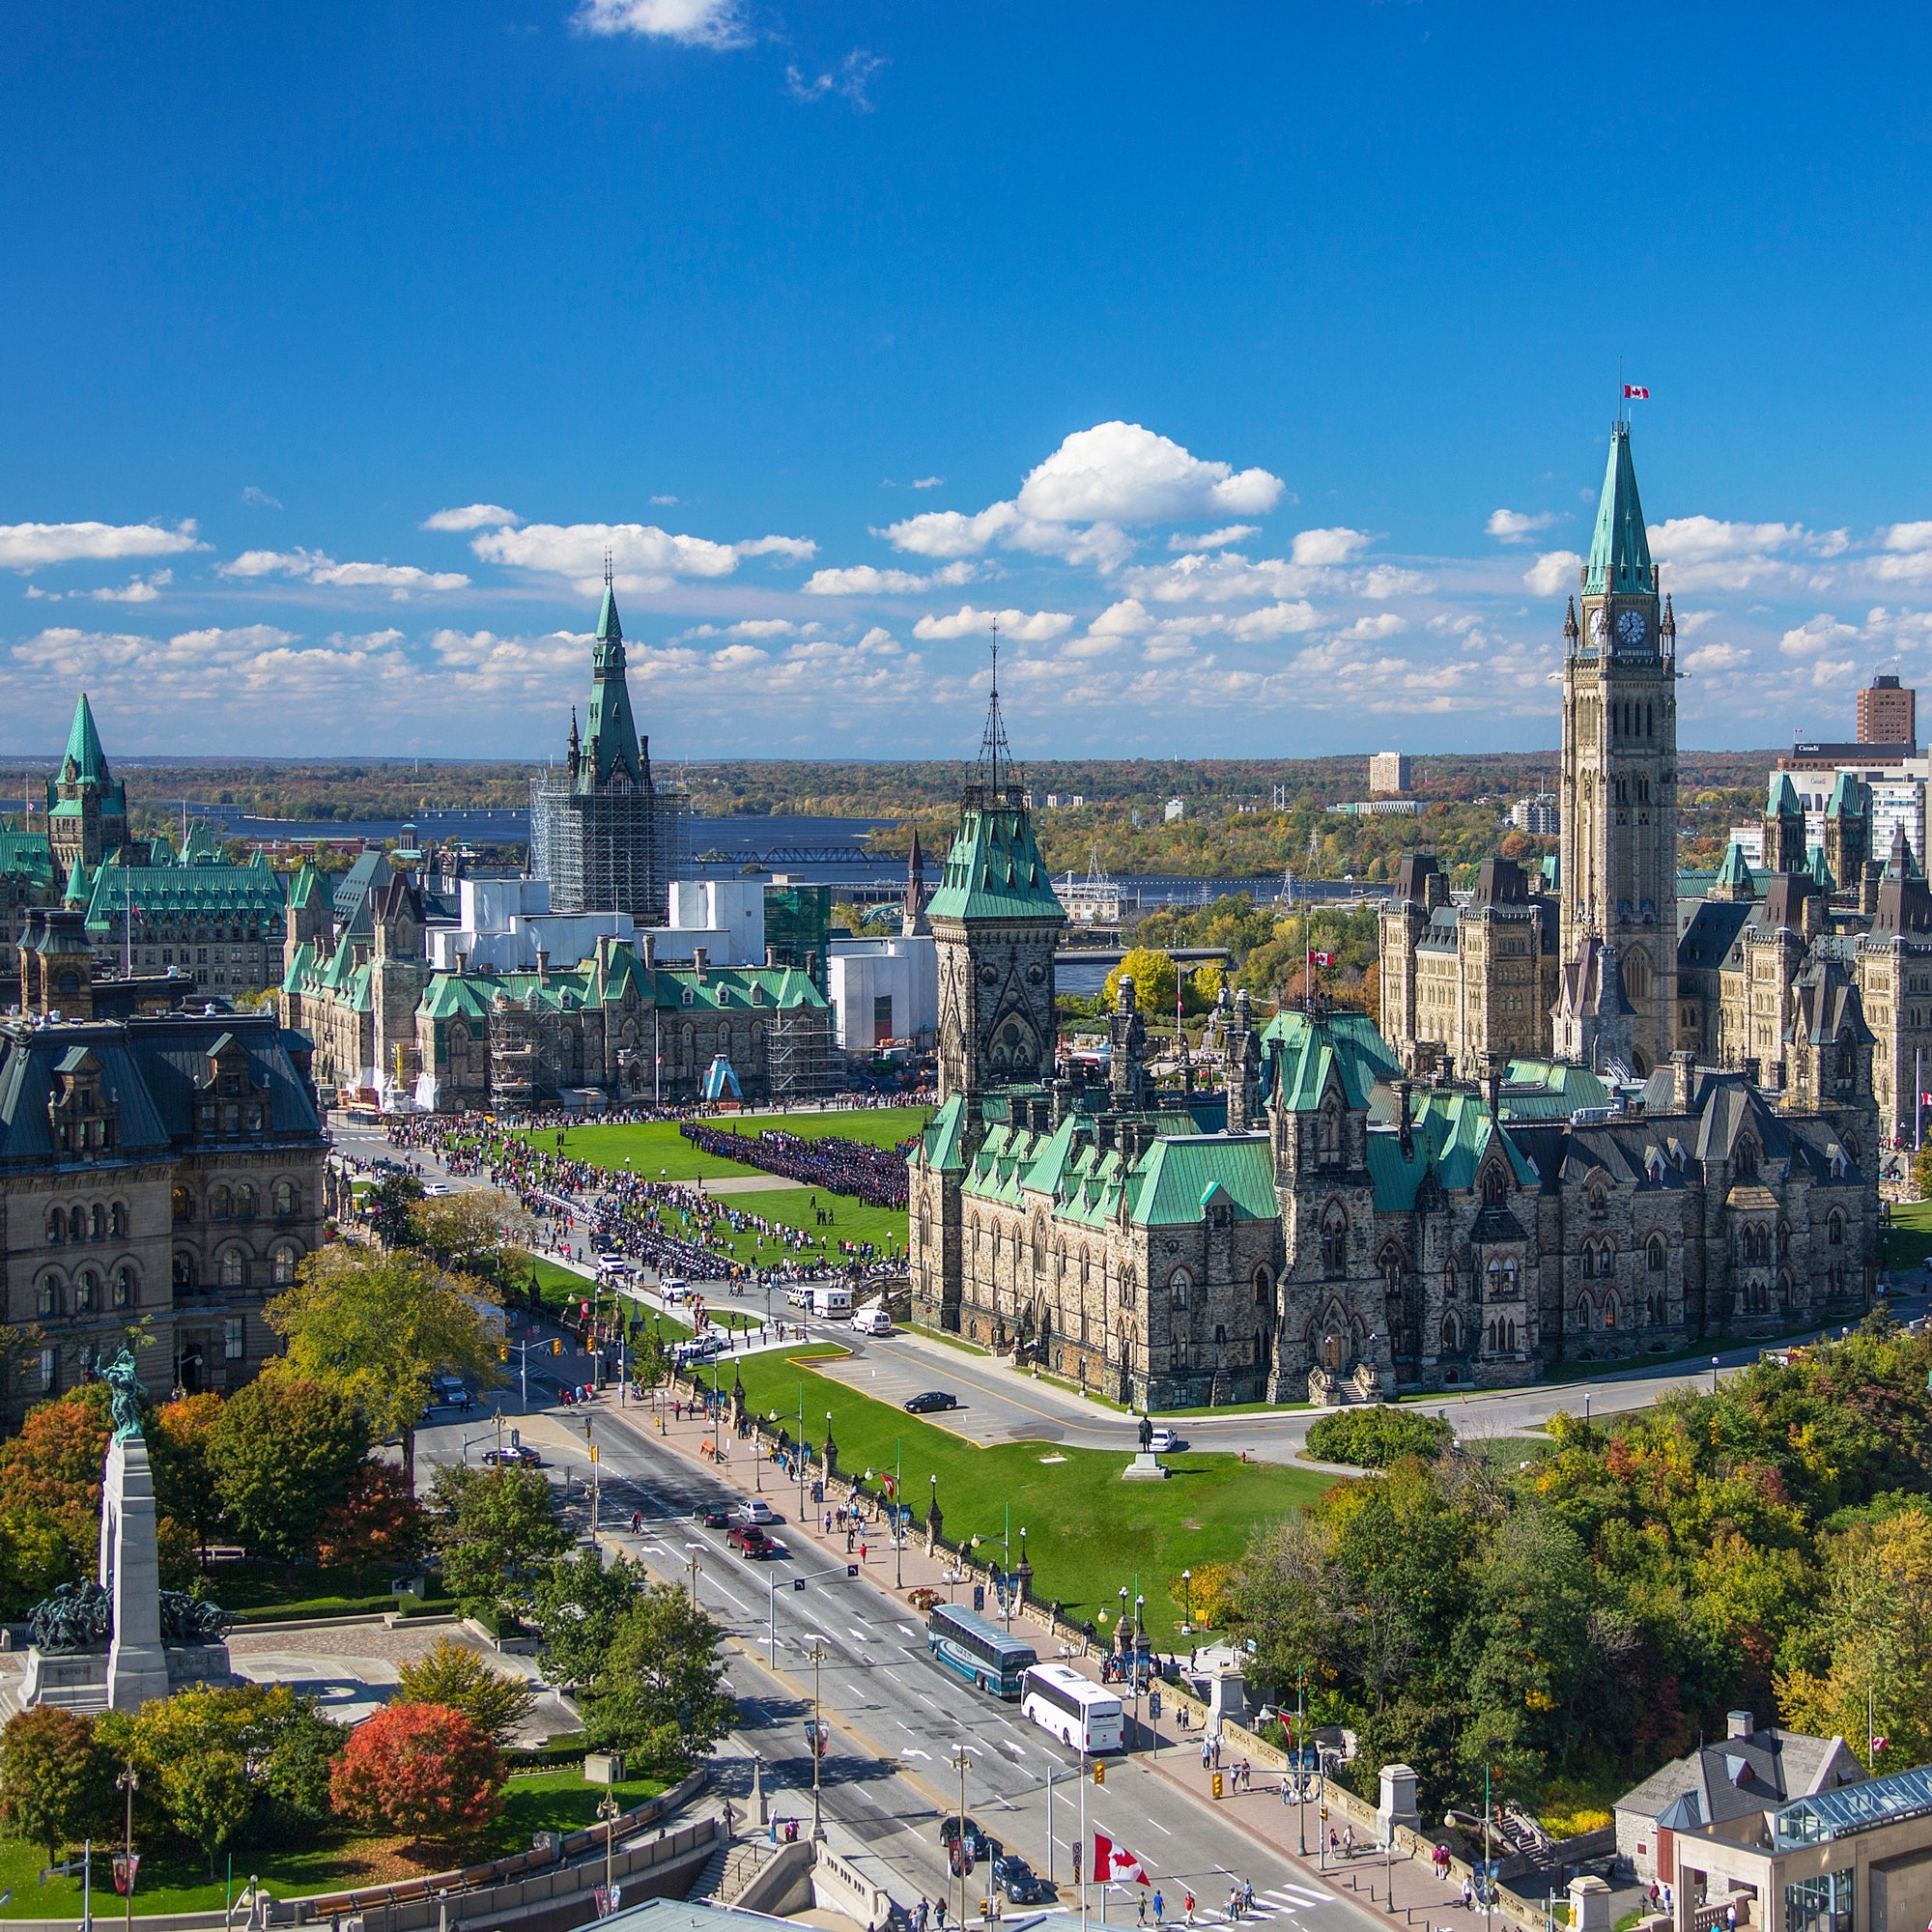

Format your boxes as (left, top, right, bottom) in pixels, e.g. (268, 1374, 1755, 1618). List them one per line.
(910, 429, 1881, 1410)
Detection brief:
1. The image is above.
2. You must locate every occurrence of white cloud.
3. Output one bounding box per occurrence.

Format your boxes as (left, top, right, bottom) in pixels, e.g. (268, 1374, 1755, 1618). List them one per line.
(1685, 642, 1751, 672)
(217, 549, 469, 597)
(471, 520, 809, 593)
(573, 0, 747, 45)
(912, 476, 945, 491)
(883, 502, 1022, 558)
(1360, 565, 1432, 599)
(1013, 422, 1283, 525)
(1336, 612, 1408, 642)
(1486, 508, 1560, 542)
(1779, 613, 1861, 657)
(423, 503, 521, 531)
(1882, 522, 1932, 554)
(1227, 601, 1321, 640)
(785, 49, 885, 110)
(241, 486, 282, 510)
(1649, 516, 1803, 564)
(803, 561, 975, 596)
(1089, 599, 1153, 637)
(0, 520, 203, 574)
(1169, 526, 1259, 553)
(1523, 551, 1583, 597)
(650, 495, 679, 506)
(1290, 527, 1371, 566)
(1122, 552, 1319, 606)
(93, 572, 172, 604)
(912, 604, 1074, 642)
(680, 618, 803, 640)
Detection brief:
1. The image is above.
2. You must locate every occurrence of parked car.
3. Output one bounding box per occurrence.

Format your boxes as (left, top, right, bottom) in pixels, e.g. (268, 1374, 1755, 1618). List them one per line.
(696, 1504, 734, 1528)
(992, 1857, 1047, 1905)
(482, 1443, 541, 1466)
(850, 1307, 893, 1336)
(904, 1391, 958, 1415)
(1148, 1426, 1185, 1454)
(739, 1498, 776, 1525)
(726, 1524, 775, 1559)
(674, 1336, 725, 1366)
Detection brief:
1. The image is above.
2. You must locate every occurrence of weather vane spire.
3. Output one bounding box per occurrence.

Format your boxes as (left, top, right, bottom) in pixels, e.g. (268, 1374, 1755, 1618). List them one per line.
(976, 616, 1015, 797)
(604, 545, 613, 589)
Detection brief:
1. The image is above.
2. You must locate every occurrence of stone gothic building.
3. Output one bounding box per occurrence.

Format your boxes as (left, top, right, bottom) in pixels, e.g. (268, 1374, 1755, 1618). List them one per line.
(910, 435, 1880, 1410)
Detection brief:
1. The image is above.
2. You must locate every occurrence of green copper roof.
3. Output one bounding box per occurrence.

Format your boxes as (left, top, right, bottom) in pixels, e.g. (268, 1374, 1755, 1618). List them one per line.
(1496, 1058, 1611, 1122)
(1716, 839, 1755, 892)
(63, 858, 89, 906)
(83, 859, 287, 933)
(926, 801, 1065, 923)
(1261, 1009, 1401, 1112)
(287, 862, 327, 910)
(1826, 770, 1868, 819)
(1768, 771, 1804, 817)
(582, 584, 645, 789)
(1129, 1134, 1275, 1228)
(1805, 844, 1836, 895)
(1365, 1091, 1537, 1212)
(62, 694, 109, 783)
(921, 1093, 970, 1173)
(0, 831, 54, 887)
(1582, 424, 1655, 597)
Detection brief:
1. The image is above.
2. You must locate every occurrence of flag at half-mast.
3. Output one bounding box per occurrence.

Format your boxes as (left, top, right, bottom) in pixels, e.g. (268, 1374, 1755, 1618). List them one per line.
(1623, 384, 1650, 399)
(1093, 1832, 1151, 1887)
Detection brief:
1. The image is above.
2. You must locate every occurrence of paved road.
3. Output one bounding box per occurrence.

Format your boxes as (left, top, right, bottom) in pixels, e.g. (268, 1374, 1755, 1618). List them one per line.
(349, 1113, 1931, 1470)
(417, 1378, 1388, 1932)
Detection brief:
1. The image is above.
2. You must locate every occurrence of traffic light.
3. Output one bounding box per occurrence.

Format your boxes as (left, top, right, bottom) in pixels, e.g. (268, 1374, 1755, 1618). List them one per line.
(1093, 1763, 1105, 1787)
(498, 1346, 510, 1362)
(553, 1339, 563, 1355)
(1212, 1772, 1224, 1800)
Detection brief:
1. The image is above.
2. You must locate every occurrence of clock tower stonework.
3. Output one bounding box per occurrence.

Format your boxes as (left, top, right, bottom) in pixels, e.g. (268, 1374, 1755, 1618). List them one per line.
(1558, 422, 1679, 1073)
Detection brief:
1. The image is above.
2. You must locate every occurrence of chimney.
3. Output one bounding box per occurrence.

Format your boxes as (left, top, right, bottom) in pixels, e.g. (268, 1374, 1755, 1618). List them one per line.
(1743, 1056, 1761, 1088)
(692, 946, 708, 983)
(1397, 1080, 1413, 1159)
(1802, 891, 1826, 941)
(1671, 1049, 1697, 1115)
(1862, 859, 1883, 919)
(766, 945, 778, 968)
(534, 948, 549, 979)
(640, 933, 656, 969)
(1727, 1711, 1754, 1741)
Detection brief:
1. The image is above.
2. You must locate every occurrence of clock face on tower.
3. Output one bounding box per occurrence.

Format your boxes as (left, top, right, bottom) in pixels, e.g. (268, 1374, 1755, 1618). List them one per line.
(1617, 609, 1647, 646)
(1589, 608, 1608, 646)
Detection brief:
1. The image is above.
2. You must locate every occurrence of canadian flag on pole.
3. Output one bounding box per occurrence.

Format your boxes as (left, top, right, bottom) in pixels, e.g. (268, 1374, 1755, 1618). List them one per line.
(1623, 384, 1650, 400)
(1094, 1832, 1151, 1887)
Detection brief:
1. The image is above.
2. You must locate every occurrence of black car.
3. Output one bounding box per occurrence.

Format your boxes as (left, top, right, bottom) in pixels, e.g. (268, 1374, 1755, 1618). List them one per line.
(904, 1391, 958, 1415)
(992, 1857, 1047, 1905)
(938, 1816, 991, 1863)
(482, 1444, 542, 1467)
(696, 1504, 733, 1528)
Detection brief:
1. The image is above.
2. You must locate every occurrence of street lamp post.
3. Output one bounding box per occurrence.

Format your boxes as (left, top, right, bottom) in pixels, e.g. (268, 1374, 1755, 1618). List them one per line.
(116, 1761, 138, 1932)
(895, 1438, 905, 1590)
(597, 1792, 620, 1906)
(686, 1548, 701, 1609)
(1711, 1353, 1720, 1394)
(808, 1639, 828, 1842)
(950, 1745, 971, 1932)
(1295, 1665, 1308, 1857)
(1180, 1568, 1192, 1634)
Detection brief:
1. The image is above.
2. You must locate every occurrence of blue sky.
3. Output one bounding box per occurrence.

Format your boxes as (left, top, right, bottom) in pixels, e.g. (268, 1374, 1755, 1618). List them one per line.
(6, 3, 1932, 763)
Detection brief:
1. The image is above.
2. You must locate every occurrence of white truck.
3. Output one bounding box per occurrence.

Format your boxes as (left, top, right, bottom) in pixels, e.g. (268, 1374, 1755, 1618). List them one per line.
(810, 1283, 853, 1319)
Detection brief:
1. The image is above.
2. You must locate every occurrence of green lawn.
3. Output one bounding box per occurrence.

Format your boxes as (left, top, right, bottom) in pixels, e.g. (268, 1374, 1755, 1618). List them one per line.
(0, 1772, 665, 1918)
(518, 1108, 930, 1186)
(1885, 1200, 1932, 1269)
(726, 1344, 1334, 1644)
(667, 1187, 908, 1268)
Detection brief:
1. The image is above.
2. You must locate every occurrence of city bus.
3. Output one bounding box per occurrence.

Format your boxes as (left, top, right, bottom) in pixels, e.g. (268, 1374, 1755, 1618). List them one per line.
(1021, 1662, 1125, 1753)
(926, 1603, 1037, 1699)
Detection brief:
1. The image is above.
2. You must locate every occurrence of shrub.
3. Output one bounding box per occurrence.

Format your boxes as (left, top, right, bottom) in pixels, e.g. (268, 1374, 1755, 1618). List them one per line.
(330, 1701, 503, 1848)
(395, 1636, 535, 1745)
(1304, 1405, 1454, 1469)
(0, 1706, 106, 1864)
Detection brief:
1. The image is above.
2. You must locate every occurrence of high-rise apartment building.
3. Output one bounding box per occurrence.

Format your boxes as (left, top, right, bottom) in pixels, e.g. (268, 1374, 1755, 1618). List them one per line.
(1369, 751, 1411, 796)
(1858, 674, 1916, 750)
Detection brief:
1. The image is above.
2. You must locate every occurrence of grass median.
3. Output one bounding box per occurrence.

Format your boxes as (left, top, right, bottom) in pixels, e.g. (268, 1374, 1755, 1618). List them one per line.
(718, 1343, 1333, 1646)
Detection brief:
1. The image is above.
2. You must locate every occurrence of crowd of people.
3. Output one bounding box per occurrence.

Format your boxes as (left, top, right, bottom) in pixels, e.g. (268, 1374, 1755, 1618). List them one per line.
(678, 1121, 912, 1208)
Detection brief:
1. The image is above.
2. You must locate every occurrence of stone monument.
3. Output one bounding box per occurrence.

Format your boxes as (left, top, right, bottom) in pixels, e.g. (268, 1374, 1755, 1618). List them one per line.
(1123, 1408, 1169, 1481)
(99, 1351, 171, 1711)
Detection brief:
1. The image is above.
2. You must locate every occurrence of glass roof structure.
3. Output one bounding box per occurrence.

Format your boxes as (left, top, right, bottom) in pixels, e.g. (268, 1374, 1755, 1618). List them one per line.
(1774, 1765, 1932, 1848)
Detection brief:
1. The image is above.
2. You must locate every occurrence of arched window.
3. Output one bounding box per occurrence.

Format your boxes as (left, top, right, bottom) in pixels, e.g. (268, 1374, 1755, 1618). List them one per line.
(109, 1202, 127, 1237)
(1602, 1294, 1619, 1330)
(1647, 1235, 1666, 1271)
(1317, 1097, 1343, 1168)
(90, 1205, 105, 1241)
(74, 1270, 98, 1314)
(210, 1186, 231, 1223)
(1777, 1220, 1792, 1260)
(1481, 1164, 1507, 1207)
(1169, 1266, 1193, 1310)
(219, 1250, 245, 1289)
(272, 1179, 298, 1218)
(1440, 1314, 1460, 1350)
(1031, 1218, 1046, 1274)
(1320, 1201, 1349, 1274)
(1577, 1293, 1594, 1328)
(1443, 1260, 1458, 1301)
(1623, 949, 1651, 1002)
(271, 1244, 299, 1287)
(173, 1253, 194, 1292)
(1254, 1264, 1272, 1307)
(67, 1206, 83, 1243)
(1119, 1268, 1136, 1310)
(1735, 1136, 1759, 1180)
(37, 1276, 58, 1318)
(234, 1184, 255, 1223)
(172, 1187, 193, 1224)
(114, 1265, 135, 1311)
(45, 1209, 63, 1245)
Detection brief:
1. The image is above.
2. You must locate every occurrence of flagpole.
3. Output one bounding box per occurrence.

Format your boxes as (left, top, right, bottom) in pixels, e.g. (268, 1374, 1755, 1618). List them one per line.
(1080, 1752, 1088, 1932)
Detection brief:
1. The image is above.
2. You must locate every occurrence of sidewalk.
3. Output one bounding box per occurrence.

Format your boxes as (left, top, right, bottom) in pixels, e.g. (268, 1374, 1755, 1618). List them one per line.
(1142, 1751, 1476, 1932)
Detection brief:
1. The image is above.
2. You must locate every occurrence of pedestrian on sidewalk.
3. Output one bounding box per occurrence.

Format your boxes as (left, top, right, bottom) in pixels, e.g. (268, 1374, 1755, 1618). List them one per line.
(860, 1539, 867, 1564)
(1461, 1878, 1473, 1913)
(1182, 1890, 1194, 1927)
(1201, 1737, 1211, 1771)
(1343, 1826, 1355, 1859)
(1138, 1894, 1147, 1928)
(1153, 1889, 1165, 1926)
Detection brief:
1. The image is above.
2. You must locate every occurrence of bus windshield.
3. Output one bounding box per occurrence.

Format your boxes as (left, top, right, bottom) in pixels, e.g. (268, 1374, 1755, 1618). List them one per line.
(927, 1603, 1037, 1700)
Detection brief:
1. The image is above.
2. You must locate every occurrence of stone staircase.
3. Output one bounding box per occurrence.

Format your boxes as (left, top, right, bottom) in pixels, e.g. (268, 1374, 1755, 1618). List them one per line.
(684, 1832, 780, 1907)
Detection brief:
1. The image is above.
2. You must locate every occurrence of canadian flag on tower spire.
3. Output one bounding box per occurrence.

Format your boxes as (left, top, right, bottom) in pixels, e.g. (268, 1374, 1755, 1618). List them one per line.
(1623, 384, 1650, 400)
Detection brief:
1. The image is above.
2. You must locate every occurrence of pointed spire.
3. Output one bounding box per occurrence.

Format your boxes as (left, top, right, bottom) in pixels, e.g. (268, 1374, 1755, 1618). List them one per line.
(63, 692, 109, 783)
(595, 573, 622, 647)
(63, 856, 89, 907)
(1715, 839, 1756, 895)
(976, 623, 1017, 798)
(1583, 424, 1655, 597)
(1564, 596, 1579, 648)
(1662, 592, 1676, 647)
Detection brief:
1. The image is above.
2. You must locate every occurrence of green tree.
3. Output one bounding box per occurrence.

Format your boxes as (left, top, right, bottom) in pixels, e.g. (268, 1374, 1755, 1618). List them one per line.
(409, 1189, 534, 1285)
(0, 1384, 112, 1573)
(0, 1504, 80, 1619)
(395, 1635, 536, 1744)
(531, 1549, 646, 1691)
(429, 1463, 571, 1616)
(206, 1371, 369, 1568)
(163, 1750, 251, 1876)
(1100, 947, 1177, 1016)
(149, 1392, 226, 1561)
(368, 1173, 426, 1247)
(0, 1707, 105, 1865)
(268, 1247, 501, 1482)
(581, 1585, 735, 1773)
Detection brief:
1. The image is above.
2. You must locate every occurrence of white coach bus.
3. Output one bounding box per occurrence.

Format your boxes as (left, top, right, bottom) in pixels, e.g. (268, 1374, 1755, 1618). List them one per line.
(1021, 1662, 1125, 1753)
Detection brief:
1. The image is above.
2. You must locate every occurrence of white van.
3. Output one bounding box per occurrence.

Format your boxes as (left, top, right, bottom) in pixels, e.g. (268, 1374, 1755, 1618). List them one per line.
(810, 1284, 853, 1319)
(851, 1306, 893, 1337)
